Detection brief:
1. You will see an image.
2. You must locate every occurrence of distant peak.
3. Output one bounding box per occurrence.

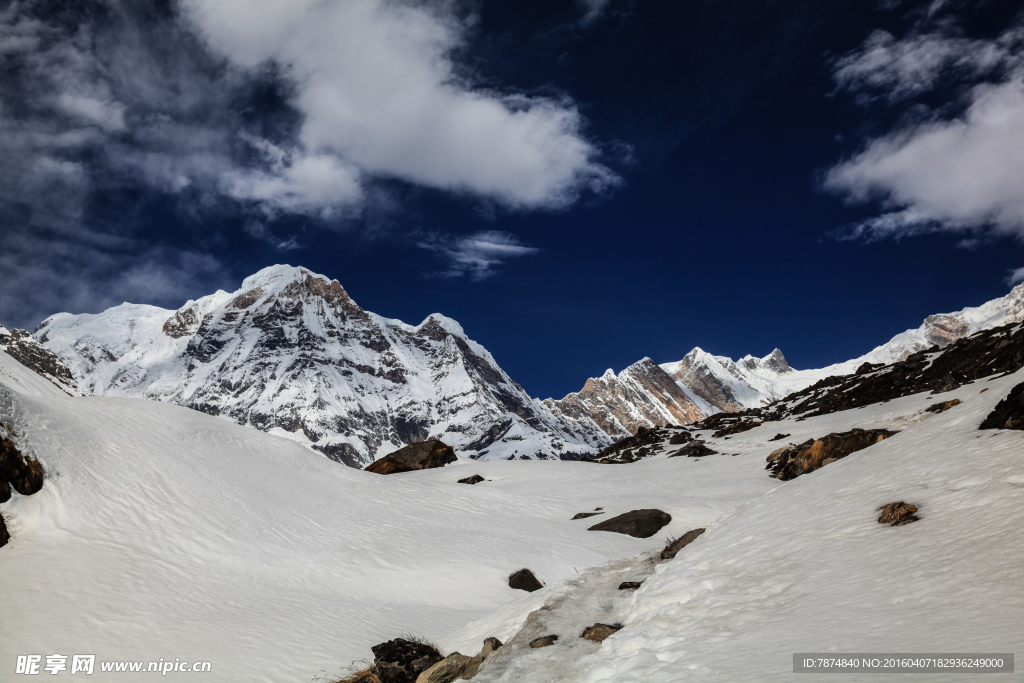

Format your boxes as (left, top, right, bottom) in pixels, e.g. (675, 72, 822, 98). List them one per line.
(762, 348, 793, 373)
(601, 368, 616, 379)
(240, 264, 333, 291)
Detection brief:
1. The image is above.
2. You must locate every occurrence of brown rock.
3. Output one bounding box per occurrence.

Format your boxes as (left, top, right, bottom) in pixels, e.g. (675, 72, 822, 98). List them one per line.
(529, 635, 558, 648)
(768, 433, 791, 441)
(712, 421, 761, 438)
(668, 441, 717, 458)
(765, 428, 898, 481)
(587, 509, 671, 538)
(980, 382, 1024, 430)
(581, 623, 622, 643)
(571, 511, 602, 520)
(414, 654, 480, 683)
(877, 501, 920, 526)
(457, 475, 484, 484)
(925, 398, 961, 414)
(0, 437, 44, 495)
(660, 528, 706, 560)
(365, 441, 457, 475)
(508, 568, 543, 592)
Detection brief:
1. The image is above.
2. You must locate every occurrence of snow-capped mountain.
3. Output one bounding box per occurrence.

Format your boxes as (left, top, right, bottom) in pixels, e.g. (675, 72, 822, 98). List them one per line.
(548, 281, 1024, 433)
(542, 358, 705, 441)
(33, 265, 608, 466)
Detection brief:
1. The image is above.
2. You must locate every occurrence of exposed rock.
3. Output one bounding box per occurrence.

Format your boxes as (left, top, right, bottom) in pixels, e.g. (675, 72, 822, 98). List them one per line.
(668, 441, 717, 458)
(0, 437, 44, 495)
(712, 420, 761, 438)
(571, 511, 602, 520)
(0, 328, 82, 396)
(577, 425, 673, 464)
(768, 433, 791, 441)
(480, 638, 502, 658)
(618, 581, 643, 590)
(508, 568, 543, 592)
(877, 501, 920, 526)
(925, 398, 961, 414)
(587, 509, 671, 539)
(668, 431, 692, 445)
(457, 475, 484, 485)
(414, 654, 480, 683)
(980, 382, 1024, 430)
(581, 623, 622, 643)
(0, 512, 9, 548)
(0, 477, 10, 504)
(529, 635, 558, 648)
(365, 441, 457, 475)
(660, 527, 706, 560)
(370, 639, 443, 683)
(856, 362, 884, 375)
(766, 429, 898, 481)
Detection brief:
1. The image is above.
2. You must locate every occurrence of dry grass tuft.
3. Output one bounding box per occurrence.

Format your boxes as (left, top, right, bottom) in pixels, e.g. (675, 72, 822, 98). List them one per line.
(877, 501, 920, 526)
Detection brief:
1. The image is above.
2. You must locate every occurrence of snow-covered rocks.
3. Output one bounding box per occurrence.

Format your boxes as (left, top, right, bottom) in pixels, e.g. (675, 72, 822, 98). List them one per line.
(0, 327, 82, 396)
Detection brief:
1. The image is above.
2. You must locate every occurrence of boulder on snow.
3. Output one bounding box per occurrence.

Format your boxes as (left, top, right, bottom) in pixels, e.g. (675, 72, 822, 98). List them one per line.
(581, 623, 622, 643)
(768, 433, 791, 441)
(668, 441, 717, 458)
(587, 509, 672, 538)
(877, 501, 920, 526)
(925, 398, 961, 414)
(508, 568, 543, 592)
(0, 437, 44, 495)
(571, 511, 602, 520)
(712, 420, 761, 438)
(618, 581, 643, 590)
(0, 512, 10, 548)
(765, 428, 898, 481)
(414, 638, 502, 683)
(980, 382, 1024, 430)
(370, 638, 443, 683)
(660, 527, 706, 560)
(529, 635, 558, 648)
(364, 440, 457, 475)
(668, 431, 692, 445)
(457, 474, 484, 484)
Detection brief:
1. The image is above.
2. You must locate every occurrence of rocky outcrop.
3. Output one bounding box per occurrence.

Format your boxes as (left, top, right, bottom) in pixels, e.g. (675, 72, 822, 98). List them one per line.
(457, 474, 484, 485)
(0, 513, 9, 548)
(528, 635, 557, 648)
(508, 568, 543, 592)
(370, 639, 443, 683)
(572, 511, 602, 520)
(668, 441, 717, 458)
(363, 441, 457, 475)
(925, 398, 961, 414)
(587, 509, 671, 538)
(0, 327, 82, 396)
(0, 437, 44, 496)
(661, 528, 705, 560)
(980, 382, 1024, 430)
(877, 501, 920, 526)
(414, 638, 501, 683)
(766, 429, 898, 481)
(577, 425, 677, 464)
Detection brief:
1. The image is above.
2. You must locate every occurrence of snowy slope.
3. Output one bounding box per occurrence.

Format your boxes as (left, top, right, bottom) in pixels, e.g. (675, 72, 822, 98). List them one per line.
(440, 367, 1024, 683)
(33, 265, 606, 466)
(0, 348, 772, 681)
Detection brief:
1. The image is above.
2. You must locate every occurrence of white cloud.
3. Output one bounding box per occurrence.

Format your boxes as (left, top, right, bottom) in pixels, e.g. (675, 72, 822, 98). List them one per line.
(1007, 266, 1024, 286)
(825, 22, 1024, 241)
(183, 0, 616, 210)
(417, 230, 539, 279)
(579, 0, 613, 25)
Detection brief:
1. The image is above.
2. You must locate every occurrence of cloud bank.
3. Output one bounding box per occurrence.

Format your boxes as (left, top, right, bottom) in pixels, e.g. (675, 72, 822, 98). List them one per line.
(417, 230, 539, 280)
(824, 20, 1024, 243)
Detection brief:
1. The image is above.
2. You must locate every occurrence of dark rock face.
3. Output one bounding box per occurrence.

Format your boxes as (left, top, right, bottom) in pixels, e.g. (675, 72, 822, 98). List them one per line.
(0, 512, 9, 548)
(661, 528, 706, 560)
(878, 501, 920, 526)
(577, 425, 674, 464)
(765, 429, 898, 481)
(457, 474, 484, 485)
(768, 433, 791, 441)
(508, 568, 543, 592)
(0, 477, 10, 504)
(571, 511, 602, 520)
(364, 441, 457, 475)
(587, 509, 672, 539)
(618, 581, 643, 590)
(668, 431, 693, 445)
(0, 437, 44, 495)
(668, 441, 717, 458)
(0, 328, 80, 395)
(529, 635, 558, 648)
(369, 639, 443, 683)
(980, 382, 1024, 430)
(581, 623, 622, 643)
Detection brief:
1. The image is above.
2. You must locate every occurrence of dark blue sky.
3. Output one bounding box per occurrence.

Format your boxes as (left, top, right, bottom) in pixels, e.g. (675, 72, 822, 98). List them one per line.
(2, 0, 1023, 399)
